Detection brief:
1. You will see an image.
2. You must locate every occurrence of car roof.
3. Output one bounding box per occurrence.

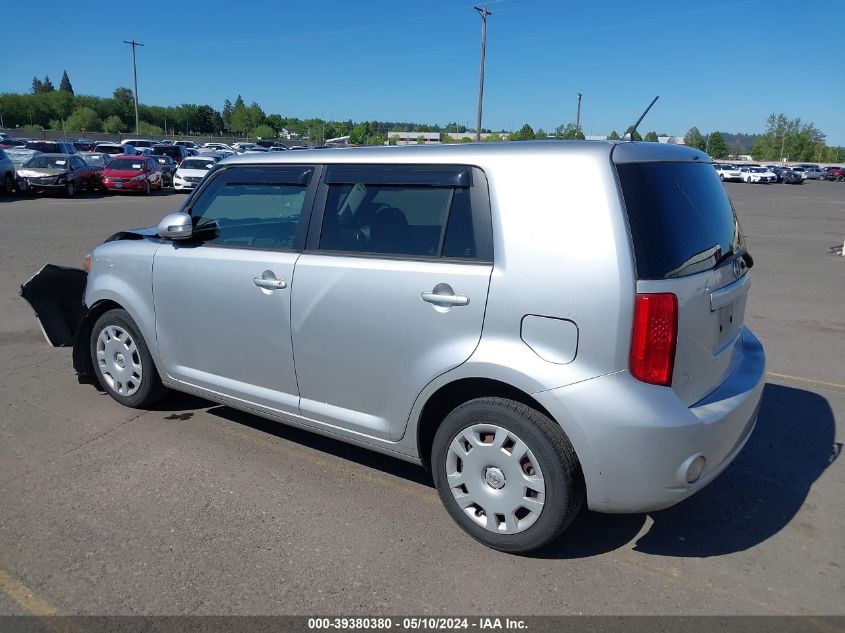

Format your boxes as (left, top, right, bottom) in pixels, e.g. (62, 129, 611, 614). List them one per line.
(36, 153, 74, 158)
(220, 140, 707, 168)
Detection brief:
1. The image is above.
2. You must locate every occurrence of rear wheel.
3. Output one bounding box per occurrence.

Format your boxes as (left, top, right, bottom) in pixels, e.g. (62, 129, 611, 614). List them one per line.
(64, 181, 75, 197)
(3, 173, 13, 194)
(431, 397, 584, 553)
(90, 309, 167, 408)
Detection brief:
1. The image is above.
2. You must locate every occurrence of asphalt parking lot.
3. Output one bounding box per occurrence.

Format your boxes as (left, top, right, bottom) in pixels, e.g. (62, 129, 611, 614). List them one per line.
(0, 182, 843, 616)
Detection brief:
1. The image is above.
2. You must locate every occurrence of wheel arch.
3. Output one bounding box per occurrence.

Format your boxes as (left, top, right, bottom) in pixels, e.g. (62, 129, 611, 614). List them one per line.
(72, 299, 125, 381)
(415, 377, 556, 469)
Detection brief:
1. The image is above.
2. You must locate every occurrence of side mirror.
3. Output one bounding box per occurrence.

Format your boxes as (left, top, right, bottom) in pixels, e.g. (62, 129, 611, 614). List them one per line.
(156, 212, 193, 240)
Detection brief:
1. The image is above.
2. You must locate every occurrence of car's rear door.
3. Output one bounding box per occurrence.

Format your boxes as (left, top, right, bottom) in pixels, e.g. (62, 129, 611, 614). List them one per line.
(290, 164, 494, 440)
(614, 152, 752, 405)
(153, 164, 319, 414)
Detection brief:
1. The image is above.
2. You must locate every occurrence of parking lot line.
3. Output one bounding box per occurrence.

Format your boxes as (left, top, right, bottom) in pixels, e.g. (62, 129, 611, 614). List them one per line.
(0, 568, 57, 616)
(767, 371, 845, 393)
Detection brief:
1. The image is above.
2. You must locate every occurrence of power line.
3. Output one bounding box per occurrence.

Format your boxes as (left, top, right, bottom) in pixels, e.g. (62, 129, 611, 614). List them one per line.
(474, 5, 492, 142)
(123, 39, 144, 135)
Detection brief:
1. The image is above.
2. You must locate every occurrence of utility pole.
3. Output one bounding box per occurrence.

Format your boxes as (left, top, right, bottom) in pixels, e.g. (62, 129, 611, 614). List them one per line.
(123, 38, 144, 135)
(474, 5, 491, 143)
(575, 92, 582, 138)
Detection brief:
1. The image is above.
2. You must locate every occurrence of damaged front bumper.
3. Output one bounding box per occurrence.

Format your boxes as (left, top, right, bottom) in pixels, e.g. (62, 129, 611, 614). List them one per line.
(20, 264, 96, 383)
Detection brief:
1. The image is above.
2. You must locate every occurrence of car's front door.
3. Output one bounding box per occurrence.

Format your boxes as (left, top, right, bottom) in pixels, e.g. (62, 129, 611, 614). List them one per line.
(291, 165, 494, 440)
(153, 165, 318, 414)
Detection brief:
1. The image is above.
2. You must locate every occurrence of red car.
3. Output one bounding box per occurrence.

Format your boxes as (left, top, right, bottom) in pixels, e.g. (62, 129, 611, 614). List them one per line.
(101, 155, 164, 194)
(824, 167, 845, 182)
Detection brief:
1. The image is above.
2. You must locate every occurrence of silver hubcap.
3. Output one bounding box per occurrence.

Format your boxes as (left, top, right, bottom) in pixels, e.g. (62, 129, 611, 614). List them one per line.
(96, 324, 143, 397)
(445, 424, 546, 534)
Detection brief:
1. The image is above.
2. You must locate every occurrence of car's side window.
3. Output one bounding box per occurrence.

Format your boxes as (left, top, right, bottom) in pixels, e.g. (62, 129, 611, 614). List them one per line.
(317, 165, 484, 260)
(188, 166, 314, 251)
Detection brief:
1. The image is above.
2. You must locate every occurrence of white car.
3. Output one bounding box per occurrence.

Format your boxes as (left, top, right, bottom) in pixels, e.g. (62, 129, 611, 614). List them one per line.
(739, 167, 776, 183)
(202, 142, 233, 151)
(789, 167, 808, 180)
(231, 142, 256, 152)
(173, 156, 215, 192)
(713, 163, 742, 182)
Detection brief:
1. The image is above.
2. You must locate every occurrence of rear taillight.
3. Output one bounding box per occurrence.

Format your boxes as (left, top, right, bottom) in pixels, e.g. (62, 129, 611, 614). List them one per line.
(630, 293, 678, 387)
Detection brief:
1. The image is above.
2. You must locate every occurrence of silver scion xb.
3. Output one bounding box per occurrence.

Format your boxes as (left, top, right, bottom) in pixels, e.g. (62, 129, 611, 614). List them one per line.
(22, 141, 765, 553)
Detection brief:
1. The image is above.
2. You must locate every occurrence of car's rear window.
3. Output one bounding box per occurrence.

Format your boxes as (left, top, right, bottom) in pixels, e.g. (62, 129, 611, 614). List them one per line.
(617, 161, 744, 279)
(152, 145, 181, 158)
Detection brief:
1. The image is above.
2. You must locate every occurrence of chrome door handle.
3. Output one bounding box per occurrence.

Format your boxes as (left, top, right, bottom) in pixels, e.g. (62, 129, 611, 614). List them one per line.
(421, 291, 469, 306)
(253, 276, 287, 290)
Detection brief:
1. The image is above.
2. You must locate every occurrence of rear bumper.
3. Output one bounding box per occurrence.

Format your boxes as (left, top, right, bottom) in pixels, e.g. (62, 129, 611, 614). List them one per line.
(534, 326, 766, 513)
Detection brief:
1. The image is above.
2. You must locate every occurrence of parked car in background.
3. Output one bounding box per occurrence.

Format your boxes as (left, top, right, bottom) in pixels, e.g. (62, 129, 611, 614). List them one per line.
(151, 143, 188, 165)
(823, 166, 845, 182)
(173, 156, 214, 191)
(174, 140, 197, 150)
(789, 166, 808, 180)
(78, 152, 113, 189)
(17, 153, 95, 196)
(794, 164, 824, 179)
(63, 139, 97, 152)
(94, 142, 137, 156)
(121, 139, 156, 149)
(5, 148, 42, 173)
(0, 138, 28, 149)
(739, 166, 776, 183)
(154, 155, 178, 186)
(202, 142, 233, 151)
(713, 163, 742, 182)
(0, 149, 15, 194)
(24, 140, 76, 154)
(101, 155, 163, 195)
(771, 167, 803, 184)
(231, 142, 256, 152)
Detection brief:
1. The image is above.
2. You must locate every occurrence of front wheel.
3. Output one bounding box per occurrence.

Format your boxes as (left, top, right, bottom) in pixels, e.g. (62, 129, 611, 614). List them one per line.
(3, 172, 14, 194)
(90, 309, 167, 408)
(65, 181, 75, 197)
(431, 397, 584, 553)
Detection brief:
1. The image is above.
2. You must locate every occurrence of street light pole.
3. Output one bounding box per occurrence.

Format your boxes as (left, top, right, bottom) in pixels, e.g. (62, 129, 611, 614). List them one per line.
(474, 5, 491, 143)
(575, 92, 582, 138)
(123, 38, 144, 135)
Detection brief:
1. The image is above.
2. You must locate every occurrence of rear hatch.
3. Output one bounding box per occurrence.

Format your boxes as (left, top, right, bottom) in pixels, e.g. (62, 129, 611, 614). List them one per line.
(615, 150, 752, 406)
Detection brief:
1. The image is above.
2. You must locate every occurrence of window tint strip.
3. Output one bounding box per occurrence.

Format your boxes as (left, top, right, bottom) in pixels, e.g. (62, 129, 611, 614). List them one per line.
(324, 166, 471, 187)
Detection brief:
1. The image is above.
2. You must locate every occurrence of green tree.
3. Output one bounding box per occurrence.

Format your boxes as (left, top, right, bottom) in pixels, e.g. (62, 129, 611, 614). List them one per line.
(42, 75, 55, 92)
(608, 130, 620, 140)
(265, 113, 284, 133)
(138, 121, 163, 136)
(684, 127, 706, 151)
(103, 115, 125, 133)
(31, 76, 44, 94)
(555, 123, 585, 140)
(250, 124, 276, 140)
(222, 99, 233, 130)
(708, 131, 728, 159)
(59, 71, 74, 94)
(644, 131, 659, 142)
(510, 123, 535, 141)
(65, 107, 101, 132)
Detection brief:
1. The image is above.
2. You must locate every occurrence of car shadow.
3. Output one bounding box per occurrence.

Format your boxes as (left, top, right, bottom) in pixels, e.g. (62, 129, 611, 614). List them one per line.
(533, 382, 839, 559)
(152, 383, 838, 559)
(154, 391, 434, 487)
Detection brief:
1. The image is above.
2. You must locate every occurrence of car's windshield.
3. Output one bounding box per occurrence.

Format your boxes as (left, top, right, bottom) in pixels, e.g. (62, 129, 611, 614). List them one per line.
(81, 154, 107, 166)
(95, 145, 124, 155)
(152, 145, 181, 158)
(24, 155, 71, 169)
(108, 158, 145, 170)
(180, 159, 213, 170)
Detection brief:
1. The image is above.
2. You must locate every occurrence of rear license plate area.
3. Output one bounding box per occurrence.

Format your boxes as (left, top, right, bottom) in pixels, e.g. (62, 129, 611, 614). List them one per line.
(718, 302, 735, 343)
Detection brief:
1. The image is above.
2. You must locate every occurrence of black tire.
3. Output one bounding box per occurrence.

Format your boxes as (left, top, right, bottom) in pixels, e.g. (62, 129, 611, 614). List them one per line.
(719, 173, 724, 181)
(90, 309, 167, 409)
(431, 397, 584, 553)
(65, 181, 75, 198)
(3, 172, 13, 194)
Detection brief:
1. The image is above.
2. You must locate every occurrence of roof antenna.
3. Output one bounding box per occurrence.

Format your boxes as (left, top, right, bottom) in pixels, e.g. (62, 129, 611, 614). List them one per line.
(622, 95, 659, 141)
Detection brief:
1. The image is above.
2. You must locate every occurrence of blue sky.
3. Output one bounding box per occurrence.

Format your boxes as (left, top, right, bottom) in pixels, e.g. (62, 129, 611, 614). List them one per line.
(3, 0, 842, 144)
